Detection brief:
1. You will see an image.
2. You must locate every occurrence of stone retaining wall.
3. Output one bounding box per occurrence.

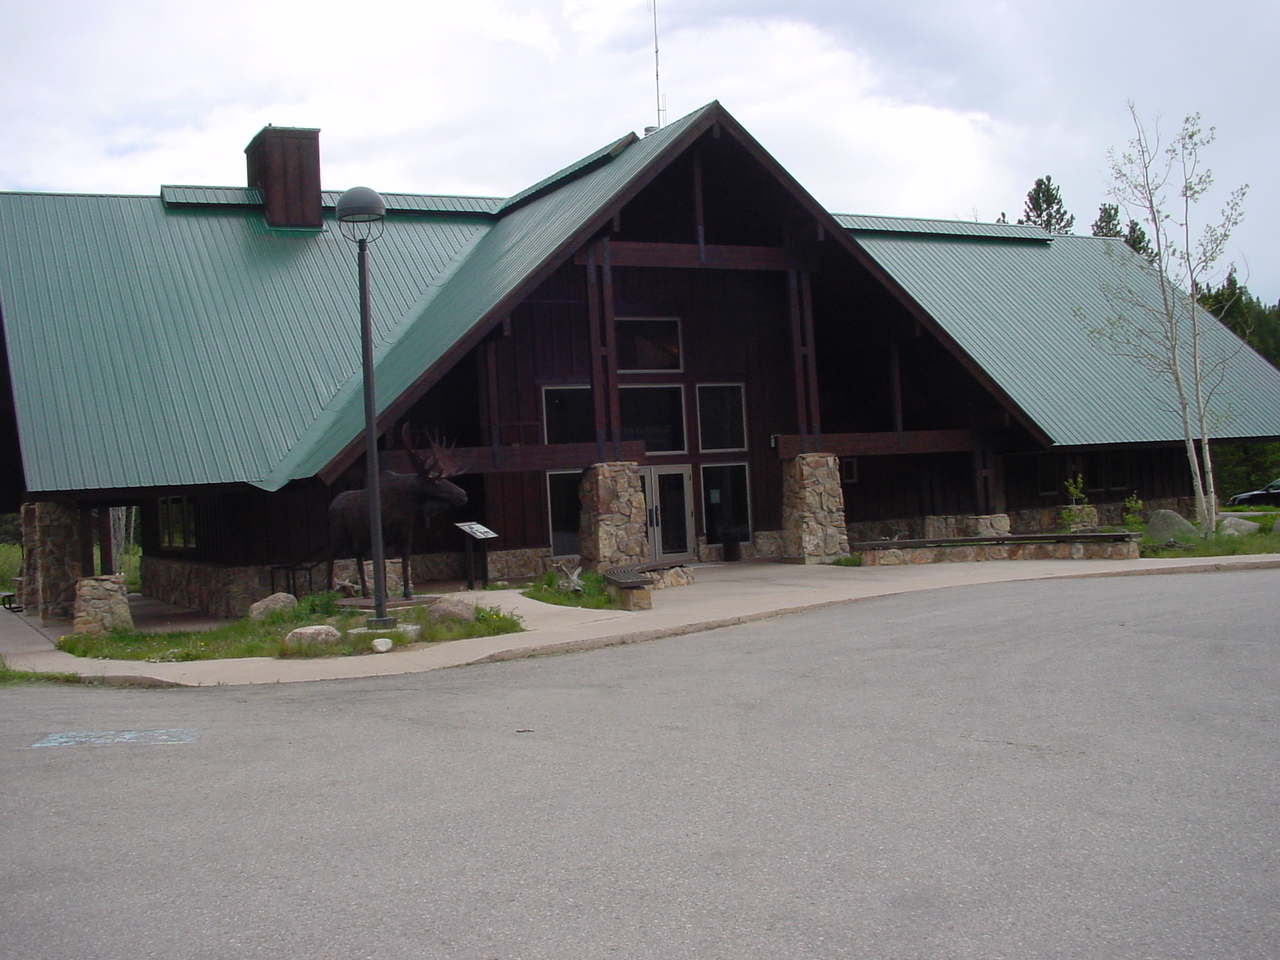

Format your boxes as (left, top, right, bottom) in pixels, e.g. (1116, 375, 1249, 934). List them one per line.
(142, 556, 275, 618)
(858, 539, 1140, 566)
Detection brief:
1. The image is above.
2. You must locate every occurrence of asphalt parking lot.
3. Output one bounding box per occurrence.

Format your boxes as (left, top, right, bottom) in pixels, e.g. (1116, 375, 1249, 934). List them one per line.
(3, 569, 1278, 960)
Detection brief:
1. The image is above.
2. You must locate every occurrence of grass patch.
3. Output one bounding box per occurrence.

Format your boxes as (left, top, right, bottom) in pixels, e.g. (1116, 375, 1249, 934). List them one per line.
(0, 658, 84, 686)
(522, 568, 617, 609)
(1140, 530, 1280, 558)
(828, 555, 862, 567)
(54, 592, 523, 662)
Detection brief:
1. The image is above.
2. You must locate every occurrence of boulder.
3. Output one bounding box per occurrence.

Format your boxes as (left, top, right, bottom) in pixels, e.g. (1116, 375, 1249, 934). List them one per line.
(250, 592, 297, 620)
(282, 624, 341, 651)
(1145, 509, 1198, 543)
(429, 598, 478, 622)
(1219, 515, 1261, 537)
(370, 636, 394, 654)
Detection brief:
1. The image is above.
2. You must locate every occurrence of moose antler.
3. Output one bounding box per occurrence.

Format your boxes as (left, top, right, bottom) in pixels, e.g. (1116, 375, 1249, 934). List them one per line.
(401, 424, 468, 478)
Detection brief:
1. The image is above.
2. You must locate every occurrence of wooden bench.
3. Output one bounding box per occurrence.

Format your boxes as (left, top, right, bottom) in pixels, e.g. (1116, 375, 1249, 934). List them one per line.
(603, 560, 687, 610)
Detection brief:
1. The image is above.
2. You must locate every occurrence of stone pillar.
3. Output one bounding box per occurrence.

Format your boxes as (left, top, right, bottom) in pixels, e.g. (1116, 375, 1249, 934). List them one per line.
(782, 453, 850, 564)
(74, 575, 134, 634)
(579, 462, 648, 570)
(22, 501, 85, 623)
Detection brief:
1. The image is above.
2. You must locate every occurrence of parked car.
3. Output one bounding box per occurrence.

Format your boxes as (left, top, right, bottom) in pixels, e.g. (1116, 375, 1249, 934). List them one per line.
(1227, 478, 1280, 507)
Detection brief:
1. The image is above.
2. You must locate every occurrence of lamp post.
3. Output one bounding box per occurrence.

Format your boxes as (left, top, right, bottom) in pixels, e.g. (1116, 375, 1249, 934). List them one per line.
(336, 186, 396, 628)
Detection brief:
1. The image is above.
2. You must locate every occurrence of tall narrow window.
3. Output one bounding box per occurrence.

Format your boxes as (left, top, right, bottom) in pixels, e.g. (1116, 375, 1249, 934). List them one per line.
(547, 472, 582, 557)
(697, 383, 746, 452)
(702, 464, 750, 546)
(544, 386, 594, 444)
(159, 496, 196, 550)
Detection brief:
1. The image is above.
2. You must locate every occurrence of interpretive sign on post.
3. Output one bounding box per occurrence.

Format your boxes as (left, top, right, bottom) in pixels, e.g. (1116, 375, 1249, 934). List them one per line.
(455, 522, 499, 589)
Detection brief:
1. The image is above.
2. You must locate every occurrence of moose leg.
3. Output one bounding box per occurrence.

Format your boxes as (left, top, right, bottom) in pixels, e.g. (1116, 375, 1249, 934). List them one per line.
(356, 554, 369, 598)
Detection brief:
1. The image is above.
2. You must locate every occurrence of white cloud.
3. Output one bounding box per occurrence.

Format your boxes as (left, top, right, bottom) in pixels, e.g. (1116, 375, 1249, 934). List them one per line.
(1, 0, 1274, 298)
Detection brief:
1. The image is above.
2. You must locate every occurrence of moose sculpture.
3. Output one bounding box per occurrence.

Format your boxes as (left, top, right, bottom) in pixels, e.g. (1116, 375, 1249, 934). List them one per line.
(327, 427, 469, 599)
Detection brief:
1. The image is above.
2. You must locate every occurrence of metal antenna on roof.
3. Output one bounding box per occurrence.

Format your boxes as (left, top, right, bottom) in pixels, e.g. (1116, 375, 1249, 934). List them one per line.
(651, 0, 666, 129)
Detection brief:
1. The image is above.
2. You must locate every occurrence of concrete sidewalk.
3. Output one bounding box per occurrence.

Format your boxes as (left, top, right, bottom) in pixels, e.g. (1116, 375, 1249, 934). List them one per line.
(3, 554, 1278, 687)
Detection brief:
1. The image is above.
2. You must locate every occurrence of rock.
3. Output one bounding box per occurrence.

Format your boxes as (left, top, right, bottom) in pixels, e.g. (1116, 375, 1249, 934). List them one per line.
(370, 637, 394, 653)
(651, 566, 695, 589)
(250, 592, 297, 620)
(429, 598, 477, 622)
(1219, 516, 1261, 536)
(1145, 509, 1198, 542)
(282, 624, 341, 651)
(73, 575, 134, 635)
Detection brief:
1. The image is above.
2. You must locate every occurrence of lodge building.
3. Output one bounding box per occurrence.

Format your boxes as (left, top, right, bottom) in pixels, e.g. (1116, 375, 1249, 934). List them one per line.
(4, 103, 1279, 619)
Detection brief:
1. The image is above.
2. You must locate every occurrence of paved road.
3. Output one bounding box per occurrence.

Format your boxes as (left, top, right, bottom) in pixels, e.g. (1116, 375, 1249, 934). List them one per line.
(3, 570, 1277, 959)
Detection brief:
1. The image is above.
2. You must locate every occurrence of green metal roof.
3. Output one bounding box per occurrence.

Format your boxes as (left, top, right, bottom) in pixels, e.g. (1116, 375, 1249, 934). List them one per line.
(0, 191, 490, 492)
(845, 225, 1280, 446)
(0, 104, 719, 494)
(6, 101, 1280, 499)
(834, 213, 1050, 242)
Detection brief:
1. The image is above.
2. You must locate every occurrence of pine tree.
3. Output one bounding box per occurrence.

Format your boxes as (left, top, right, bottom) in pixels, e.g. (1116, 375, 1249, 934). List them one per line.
(1017, 175, 1075, 234)
(1091, 202, 1122, 238)
(1123, 219, 1154, 261)
(1092, 201, 1155, 261)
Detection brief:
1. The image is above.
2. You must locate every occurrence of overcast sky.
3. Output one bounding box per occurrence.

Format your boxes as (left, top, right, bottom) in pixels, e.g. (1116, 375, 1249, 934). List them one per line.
(3, 0, 1276, 301)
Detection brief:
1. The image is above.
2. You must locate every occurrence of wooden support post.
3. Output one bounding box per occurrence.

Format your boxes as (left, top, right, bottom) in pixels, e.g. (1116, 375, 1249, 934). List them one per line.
(98, 508, 114, 575)
(800, 266, 821, 448)
(890, 340, 904, 448)
(693, 152, 706, 264)
(586, 245, 608, 464)
(484, 337, 502, 468)
(788, 267, 809, 453)
(78, 507, 95, 576)
(601, 239, 622, 461)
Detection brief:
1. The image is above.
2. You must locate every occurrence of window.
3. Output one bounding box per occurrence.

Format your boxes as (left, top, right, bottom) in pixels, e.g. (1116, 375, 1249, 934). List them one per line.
(1085, 451, 1131, 491)
(616, 318, 682, 372)
(1036, 456, 1059, 497)
(544, 386, 594, 444)
(159, 496, 196, 550)
(697, 384, 747, 452)
(547, 472, 582, 557)
(620, 385, 686, 453)
(702, 464, 751, 546)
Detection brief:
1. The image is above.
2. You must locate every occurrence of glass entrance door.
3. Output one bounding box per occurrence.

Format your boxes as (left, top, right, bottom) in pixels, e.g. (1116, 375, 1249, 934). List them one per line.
(638, 465, 695, 562)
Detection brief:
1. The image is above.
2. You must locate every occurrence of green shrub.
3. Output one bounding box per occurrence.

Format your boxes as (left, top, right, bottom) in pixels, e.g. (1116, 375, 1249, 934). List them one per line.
(522, 568, 616, 609)
(0, 542, 21, 588)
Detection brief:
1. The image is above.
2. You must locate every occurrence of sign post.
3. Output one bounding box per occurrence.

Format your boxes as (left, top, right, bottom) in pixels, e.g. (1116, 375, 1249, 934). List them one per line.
(455, 522, 499, 590)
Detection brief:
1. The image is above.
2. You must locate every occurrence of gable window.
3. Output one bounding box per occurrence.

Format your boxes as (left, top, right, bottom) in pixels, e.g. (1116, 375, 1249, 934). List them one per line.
(544, 386, 594, 444)
(159, 496, 196, 550)
(620, 385, 686, 453)
(616, 317, 682, 372)
(697, 383, 747, 452)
